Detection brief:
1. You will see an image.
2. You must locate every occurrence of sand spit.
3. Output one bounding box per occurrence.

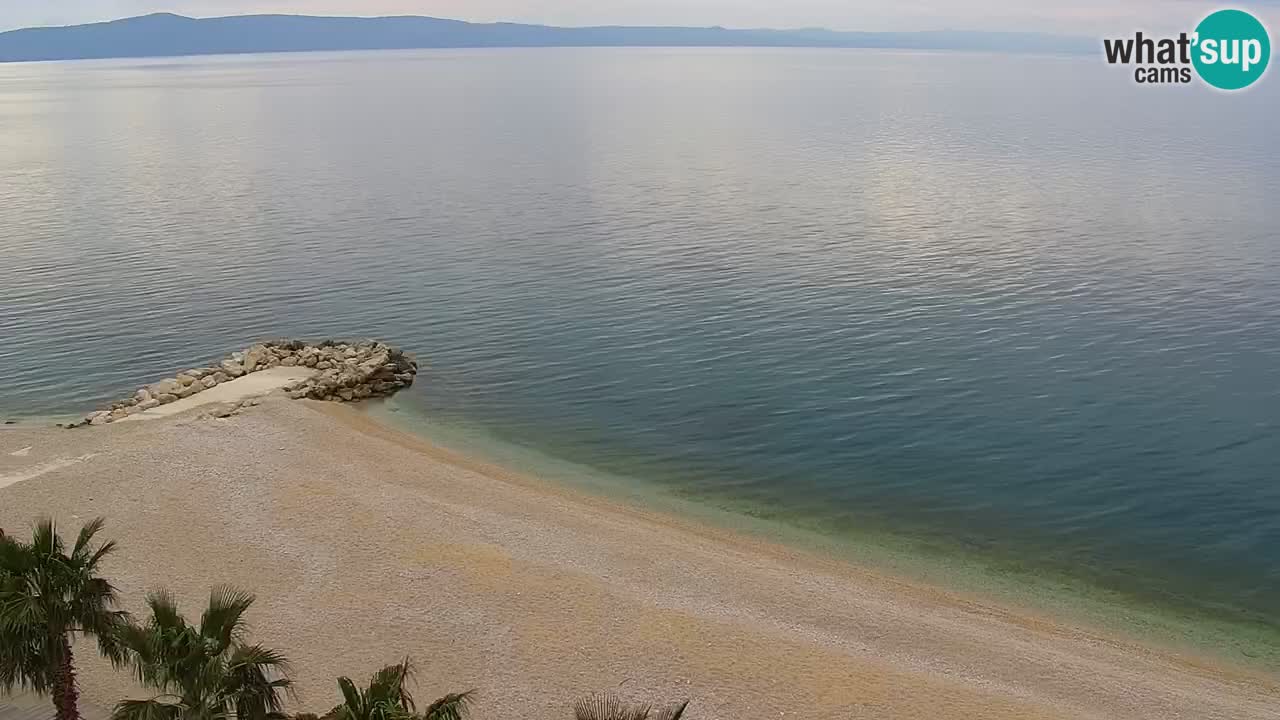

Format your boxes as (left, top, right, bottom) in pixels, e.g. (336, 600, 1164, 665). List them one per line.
(116, 367, 316, 422)
(75, 339, 418, 426)
(0, 401, 1276, 719)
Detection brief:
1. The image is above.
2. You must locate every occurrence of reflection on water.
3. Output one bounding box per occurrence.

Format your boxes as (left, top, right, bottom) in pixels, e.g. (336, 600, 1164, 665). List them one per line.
(1, 48, 1278, 629)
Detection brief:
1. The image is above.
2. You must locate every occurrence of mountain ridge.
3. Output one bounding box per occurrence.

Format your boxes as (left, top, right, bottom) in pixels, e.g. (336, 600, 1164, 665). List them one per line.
(0, 12, 1095, 63)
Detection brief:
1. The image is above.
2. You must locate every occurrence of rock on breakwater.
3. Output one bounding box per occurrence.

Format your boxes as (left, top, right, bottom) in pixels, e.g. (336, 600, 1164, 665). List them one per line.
(76, 339, 418, 427)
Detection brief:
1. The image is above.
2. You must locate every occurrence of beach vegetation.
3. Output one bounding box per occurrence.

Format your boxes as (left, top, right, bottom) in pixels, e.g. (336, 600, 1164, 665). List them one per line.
(323, 658, 472, 720)
(1, 518, 686, 720)
(112, 586, 292, 720)
(0, 518, 129, 720)
(573, 693, 689, 720)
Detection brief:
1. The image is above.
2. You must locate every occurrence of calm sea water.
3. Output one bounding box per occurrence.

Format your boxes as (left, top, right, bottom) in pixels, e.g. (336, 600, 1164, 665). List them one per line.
(2, 49, 1278, 632)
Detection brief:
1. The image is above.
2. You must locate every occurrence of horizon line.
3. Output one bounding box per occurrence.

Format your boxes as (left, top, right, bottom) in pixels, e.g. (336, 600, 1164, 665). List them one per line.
(1, 11, 1093, 40)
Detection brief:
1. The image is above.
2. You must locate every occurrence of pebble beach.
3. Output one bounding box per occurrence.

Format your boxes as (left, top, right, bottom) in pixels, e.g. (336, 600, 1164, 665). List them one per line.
(1, 398, 1275, 719)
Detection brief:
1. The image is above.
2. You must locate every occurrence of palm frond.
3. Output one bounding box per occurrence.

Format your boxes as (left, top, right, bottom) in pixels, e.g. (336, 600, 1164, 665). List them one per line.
(72, 517, 108, 562)
(144, 590, 186, 634)
(651, 700, 690, 720)
(420, 691, 473, 720)
(87, 539, 118, 571)
(114, 620, 160, 667)
(574, 693, 651, 720)
(200, 586, 256, 651)
(0, 628, 51, 694)
(0, 517, 124, 703)
(71, 576, 126, 629)
(117, 587, 290, 720)
(226, 644, 292, 676)
(0, 532, 29, 573)
(29, 518, 63, 559)
(366, 660, 414, 712)
(235, 686, 291, 720)
(0, 569, 44, 629)
(225, 642, 294, 715)
(335, 676, 365, 720)
(89, 608, 132, 667)
(118, 595, 184, 688)
(111, 697, 186, 720)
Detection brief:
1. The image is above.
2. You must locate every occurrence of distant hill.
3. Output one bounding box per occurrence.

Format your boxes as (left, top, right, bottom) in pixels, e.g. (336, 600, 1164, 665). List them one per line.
(0, 13, 1093, 63)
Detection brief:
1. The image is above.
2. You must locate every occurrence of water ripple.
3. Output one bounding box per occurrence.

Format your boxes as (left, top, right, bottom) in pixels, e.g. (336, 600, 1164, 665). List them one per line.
(1, 49, 1278, 623)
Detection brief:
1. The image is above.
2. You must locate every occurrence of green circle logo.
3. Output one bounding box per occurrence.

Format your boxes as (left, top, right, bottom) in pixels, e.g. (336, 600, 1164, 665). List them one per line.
(1192, 9, 1271, 90)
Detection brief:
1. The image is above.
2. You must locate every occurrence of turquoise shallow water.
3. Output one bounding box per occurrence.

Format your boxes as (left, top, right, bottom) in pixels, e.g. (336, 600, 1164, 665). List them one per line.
(1, 49, 1278, 651)
(365, 397, 1280, 665)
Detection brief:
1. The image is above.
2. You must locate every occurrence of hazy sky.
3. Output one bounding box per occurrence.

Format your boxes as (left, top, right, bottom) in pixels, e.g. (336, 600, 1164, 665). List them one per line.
(2, 0, 1278, 35)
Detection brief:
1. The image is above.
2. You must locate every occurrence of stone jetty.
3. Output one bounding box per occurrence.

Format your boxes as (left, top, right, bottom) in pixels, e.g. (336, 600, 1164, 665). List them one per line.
(77, 339, 418, 427)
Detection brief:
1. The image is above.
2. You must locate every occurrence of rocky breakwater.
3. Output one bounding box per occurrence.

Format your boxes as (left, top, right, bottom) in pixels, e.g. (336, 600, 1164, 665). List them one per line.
(78, 339, 418, 427)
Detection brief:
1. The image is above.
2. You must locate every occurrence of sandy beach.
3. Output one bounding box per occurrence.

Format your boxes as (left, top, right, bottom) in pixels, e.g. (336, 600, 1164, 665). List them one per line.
(0, 399, 1276, 720)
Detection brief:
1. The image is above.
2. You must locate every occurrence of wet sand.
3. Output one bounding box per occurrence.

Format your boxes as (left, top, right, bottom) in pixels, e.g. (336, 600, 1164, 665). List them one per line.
(0, 399, 1275, 719)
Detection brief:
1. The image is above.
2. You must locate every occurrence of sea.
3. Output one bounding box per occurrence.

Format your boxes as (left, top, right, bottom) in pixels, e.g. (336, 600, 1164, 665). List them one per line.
(1, 48, 1277, 660)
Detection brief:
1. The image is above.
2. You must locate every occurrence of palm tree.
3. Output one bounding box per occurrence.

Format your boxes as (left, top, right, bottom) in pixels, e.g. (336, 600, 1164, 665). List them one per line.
(0, 518, 128, 720)
(113, 586, 292, 720)
(573, 693, 689, 720)
(326, 659, 471, 720)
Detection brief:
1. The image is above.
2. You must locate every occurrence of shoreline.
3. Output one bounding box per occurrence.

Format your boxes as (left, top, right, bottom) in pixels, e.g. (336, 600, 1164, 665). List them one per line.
(5, 395, 1278, 665)
(2, 399, 1277, 718)
(359, 399, 1280, 670)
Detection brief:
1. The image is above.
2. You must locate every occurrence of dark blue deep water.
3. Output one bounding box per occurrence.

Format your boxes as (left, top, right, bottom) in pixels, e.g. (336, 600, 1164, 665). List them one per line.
(2, 49, 1278, 633)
